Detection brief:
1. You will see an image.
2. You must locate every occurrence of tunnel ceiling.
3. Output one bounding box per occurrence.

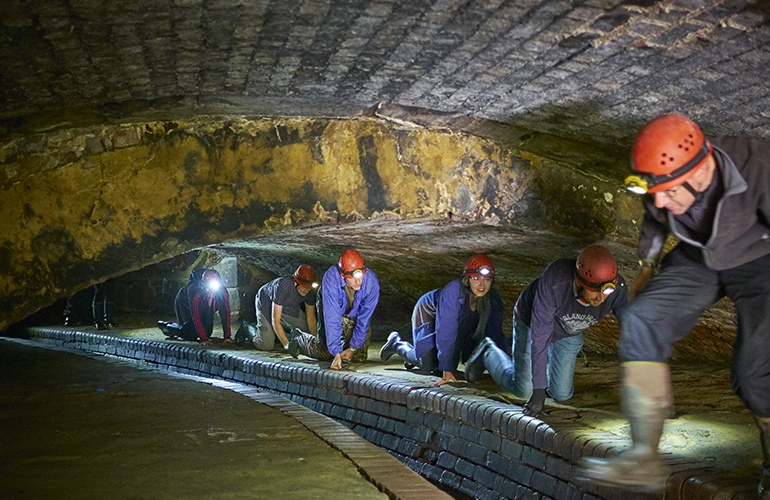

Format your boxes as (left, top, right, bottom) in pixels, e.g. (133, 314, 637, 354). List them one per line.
(1, 0, 770, 149)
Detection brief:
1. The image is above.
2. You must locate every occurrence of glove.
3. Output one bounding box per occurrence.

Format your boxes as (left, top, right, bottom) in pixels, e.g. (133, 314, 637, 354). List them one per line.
(524, 388, 547, 417)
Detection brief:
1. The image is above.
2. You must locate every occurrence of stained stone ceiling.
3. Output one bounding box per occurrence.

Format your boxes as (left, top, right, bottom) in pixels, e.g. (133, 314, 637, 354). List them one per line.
(1, 0, 769, 150)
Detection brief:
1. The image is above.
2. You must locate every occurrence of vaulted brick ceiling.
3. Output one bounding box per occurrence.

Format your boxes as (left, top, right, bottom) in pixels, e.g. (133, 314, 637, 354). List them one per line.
(1, 0, 769, 148)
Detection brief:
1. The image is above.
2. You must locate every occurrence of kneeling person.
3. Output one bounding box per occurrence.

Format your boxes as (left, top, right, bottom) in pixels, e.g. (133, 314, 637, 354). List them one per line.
(464, 246, 627, 417)
(159, 269, 233, 346)
(240, 265, 318, 351)
(289, 249, 379, 370)
(379, 254, 509, 387)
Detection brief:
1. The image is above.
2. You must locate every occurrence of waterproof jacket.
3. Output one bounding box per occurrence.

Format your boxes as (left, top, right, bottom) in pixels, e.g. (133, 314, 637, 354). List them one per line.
(321, 266, 380, 355)
(638, 136, 770, 270)
(413, 279, 507, 373)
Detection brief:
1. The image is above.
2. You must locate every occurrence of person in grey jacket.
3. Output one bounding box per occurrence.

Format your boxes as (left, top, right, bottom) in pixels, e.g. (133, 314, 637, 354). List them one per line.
(579, 114, 770, 497)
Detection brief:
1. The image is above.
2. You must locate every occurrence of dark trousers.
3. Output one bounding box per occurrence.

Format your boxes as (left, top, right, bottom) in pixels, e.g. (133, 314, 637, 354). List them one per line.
(619, 243, 770, 417)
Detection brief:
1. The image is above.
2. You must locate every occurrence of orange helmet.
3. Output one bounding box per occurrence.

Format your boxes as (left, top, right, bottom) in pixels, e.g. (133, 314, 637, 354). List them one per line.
(626, 114, 712, 193)
(338, 249, 366, 278)
(294, 265, 318, 289)
(463, 254, 495, 278)
(575, 246, 618, 295)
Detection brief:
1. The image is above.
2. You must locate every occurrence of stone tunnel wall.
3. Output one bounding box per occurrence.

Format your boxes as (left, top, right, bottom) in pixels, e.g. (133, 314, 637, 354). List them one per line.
(0, 115, 638, 331)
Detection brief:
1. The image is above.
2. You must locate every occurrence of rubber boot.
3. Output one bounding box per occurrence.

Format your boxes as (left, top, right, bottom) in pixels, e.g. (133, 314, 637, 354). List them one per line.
(464, 337, 495, 383)
(380, 332, 403, 361)
(288, 330, 313, 359)
(578, 362, 671, 491)
(379, 331, 419, 366)
(754, 415, 770, 499)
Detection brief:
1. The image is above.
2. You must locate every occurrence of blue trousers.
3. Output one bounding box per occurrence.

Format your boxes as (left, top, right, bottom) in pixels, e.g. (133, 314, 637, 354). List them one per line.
(619, 243, 770, 417)
(484, 315, 583, 401)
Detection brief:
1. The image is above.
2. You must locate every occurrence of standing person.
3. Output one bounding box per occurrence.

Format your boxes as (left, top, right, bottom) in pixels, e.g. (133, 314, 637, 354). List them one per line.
(158, 269, 233, 347)
(63, 280, 114, 330)
(463, 246, 627, 417)
(379, 254, 508, 387)
(578, 114, 770, 496)
(289, 249, 379, 370)
(236, 265, 318, 351)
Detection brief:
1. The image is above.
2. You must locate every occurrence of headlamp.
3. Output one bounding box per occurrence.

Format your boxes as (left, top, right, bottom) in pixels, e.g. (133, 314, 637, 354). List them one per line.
(340, 266, 366, 279)
(575, 272, 617, 296)
(295, 276, 320, 289)
(206, 280, 221, 291)
(624, 175, 650, 194)
(466, 266, 493, 277)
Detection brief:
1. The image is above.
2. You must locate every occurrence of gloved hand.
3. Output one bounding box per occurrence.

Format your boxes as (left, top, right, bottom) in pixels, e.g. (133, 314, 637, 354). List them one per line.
(524, 388, 547, 417)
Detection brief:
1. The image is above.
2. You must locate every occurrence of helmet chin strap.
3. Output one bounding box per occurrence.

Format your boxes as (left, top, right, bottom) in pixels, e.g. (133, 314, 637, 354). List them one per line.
(680, 180, 704, 202)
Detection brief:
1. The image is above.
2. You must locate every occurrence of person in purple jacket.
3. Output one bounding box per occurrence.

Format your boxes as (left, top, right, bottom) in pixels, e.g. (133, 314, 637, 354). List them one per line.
(379, 254, 509, 387)
(289, 249, 379, 370)
(464, 246, 627, 417)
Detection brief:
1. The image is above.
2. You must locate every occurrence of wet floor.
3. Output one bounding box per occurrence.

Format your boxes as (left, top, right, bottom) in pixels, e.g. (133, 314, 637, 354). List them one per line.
(0, 338, 391, 500)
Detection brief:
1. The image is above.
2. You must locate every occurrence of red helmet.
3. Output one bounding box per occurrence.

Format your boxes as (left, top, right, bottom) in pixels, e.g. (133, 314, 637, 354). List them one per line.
(463, 254, 495, 278)
(294, 265, 318, 289)
(202, 269, 220, 283)
(338, 249, 366, 278)
(628, 114, 712, 193)
(575, 246, 618, 295)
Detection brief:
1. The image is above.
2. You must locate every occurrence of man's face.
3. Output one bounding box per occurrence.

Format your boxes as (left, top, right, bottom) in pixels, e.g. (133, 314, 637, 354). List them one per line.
(297, 284, 312, 296)
(469, 276, 492, 297)
(653, 184, 695, 215)
(580, 286, 608, 307)
(344, 275, 363, 291)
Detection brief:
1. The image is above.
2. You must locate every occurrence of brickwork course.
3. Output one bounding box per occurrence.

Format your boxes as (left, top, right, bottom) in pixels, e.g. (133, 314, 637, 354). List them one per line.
(1, 0, 769, 147)
(20, 326, 762, 500)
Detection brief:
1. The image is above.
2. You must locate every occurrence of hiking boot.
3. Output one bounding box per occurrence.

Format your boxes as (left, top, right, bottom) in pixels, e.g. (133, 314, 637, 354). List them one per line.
(380, 331, 401, 361)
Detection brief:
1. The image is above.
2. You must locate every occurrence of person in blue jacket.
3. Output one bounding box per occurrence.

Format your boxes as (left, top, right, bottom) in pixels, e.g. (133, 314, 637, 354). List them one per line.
(379, 254, 508, 387)
(464, 246, 627, 417)
(289, 249, 379, 370)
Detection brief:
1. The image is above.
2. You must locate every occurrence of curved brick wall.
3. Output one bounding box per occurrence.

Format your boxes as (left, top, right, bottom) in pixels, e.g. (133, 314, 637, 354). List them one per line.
(24, 327, 759, 500)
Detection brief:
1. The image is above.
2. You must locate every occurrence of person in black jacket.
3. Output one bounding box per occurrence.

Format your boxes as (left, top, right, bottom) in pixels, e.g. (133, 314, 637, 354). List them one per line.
(158, 269, 233, 346)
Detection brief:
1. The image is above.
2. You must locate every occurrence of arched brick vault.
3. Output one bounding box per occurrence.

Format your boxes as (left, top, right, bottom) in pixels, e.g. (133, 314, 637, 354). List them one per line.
(0, 0, 758, 346)
(1, 0, 770, 142)
(0, 113, 638, 331)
